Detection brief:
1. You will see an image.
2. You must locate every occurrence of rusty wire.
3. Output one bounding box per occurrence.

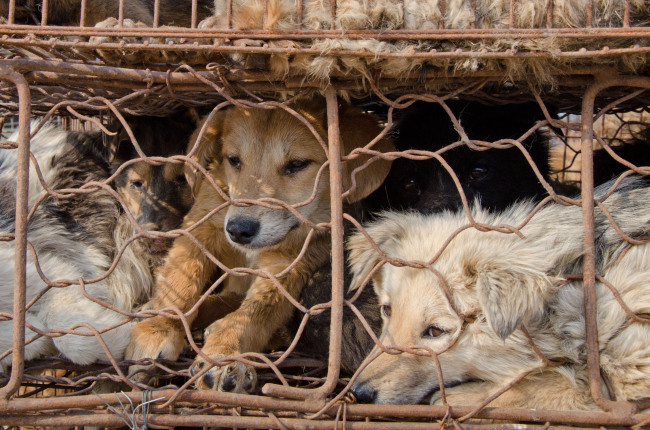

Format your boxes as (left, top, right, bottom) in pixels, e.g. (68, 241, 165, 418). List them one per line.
(0, 0, 648, 428)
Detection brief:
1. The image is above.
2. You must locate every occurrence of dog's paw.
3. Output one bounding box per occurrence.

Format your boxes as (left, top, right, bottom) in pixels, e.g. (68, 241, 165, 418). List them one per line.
(189, 354, 257, 393)
(90, 17, 150, 64)
(430, 382, 492, 406)
(125, 316, 187, 383)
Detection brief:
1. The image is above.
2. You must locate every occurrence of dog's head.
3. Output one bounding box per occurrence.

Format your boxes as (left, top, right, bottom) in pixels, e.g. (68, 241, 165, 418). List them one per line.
(347, 210, 560, 404)
(366, 101, 553, 214)
(187, 100, 393, 252)
(110, 112, 198, 256)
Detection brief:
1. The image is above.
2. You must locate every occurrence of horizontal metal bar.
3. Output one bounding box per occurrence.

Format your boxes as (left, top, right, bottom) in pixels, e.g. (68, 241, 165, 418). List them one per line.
(1, 25, 649, 39)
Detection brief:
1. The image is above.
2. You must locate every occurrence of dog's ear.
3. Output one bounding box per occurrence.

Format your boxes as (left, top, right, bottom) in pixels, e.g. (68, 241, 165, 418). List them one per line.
(471, 254, 557, 340)
(185, 108, 229, 195)
(347, 213, 405, 292)
(339, 105, 394, 203)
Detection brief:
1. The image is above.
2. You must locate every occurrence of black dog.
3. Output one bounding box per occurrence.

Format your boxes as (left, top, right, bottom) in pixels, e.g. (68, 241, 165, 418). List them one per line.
(293, 101, 555, 374)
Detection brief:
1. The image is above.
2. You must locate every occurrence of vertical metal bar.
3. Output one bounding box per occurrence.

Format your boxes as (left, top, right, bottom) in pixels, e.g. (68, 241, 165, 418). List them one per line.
(227, 0, 233, 29)
(330, 0, 337, 30)
(41, 0, 49, 26)
(7, 0, 14, 24)
(580, 81, 600, 413)
(0, 65, 31, 401)
(79, 0, 87, 27)
(297, 0, 303, 29)
(623, 0, 630, 28)
(118, 0, 125, 26)
(509, 0, 515, 28)
(153, 0, 161, 27)
(580, 80, 635, 415)
(439, 0, 445, 29)
(470, 0, 476, 29)
(586, 0, 593, 27)
(191, 0, 198, 28)
(260, 86, 345, 402)
(319, 85, 344, 398)
(546, 0, 553, 28)
(263, 0, 269, 30)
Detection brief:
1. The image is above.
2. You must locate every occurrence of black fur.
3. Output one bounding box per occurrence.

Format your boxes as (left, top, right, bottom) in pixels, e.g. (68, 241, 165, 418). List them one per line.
(367, 101, 552, 214)
(111, 114, 195, 245)
(294, 101, 555, 374)
(592, 127, 650, 186)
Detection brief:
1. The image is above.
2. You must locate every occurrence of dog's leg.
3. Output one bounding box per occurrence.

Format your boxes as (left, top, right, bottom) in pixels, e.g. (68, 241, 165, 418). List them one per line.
(126, 223, 241, 360)
(0, 313, 56, 372)
(192, 288, 248, 331)
(189, 245, 323, 393)
(431, 371, 599, 411)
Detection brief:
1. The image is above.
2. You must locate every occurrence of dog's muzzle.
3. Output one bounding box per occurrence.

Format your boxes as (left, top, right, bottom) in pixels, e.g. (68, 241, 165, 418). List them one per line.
(226, 217, 261, 245)
(350, 382, 377, 403)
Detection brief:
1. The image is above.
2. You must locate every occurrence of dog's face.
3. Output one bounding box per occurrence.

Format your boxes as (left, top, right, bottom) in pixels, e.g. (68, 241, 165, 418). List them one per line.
(219, 107, 330, 250)
(111, 114, 196, 255)
(188, 101, 394, 253)
(347, 211, 557, 404)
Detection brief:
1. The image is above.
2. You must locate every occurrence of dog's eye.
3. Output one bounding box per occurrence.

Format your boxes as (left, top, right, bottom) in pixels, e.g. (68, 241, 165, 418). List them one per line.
(380, 305, 392, 318)
(227, 156, 241, 170)
(402, 177, 420, 194)
(175, 175, 187, 185)
(423, 325, 448, 338)
(130, 180, 144, 190)
(470, 166, 488, 179)
(284, 159, 312, 175)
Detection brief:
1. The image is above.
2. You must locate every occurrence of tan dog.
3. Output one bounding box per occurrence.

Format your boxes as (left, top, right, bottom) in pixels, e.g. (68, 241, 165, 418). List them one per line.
(348, 177, 650, 410)
(126, 98, 393, 392)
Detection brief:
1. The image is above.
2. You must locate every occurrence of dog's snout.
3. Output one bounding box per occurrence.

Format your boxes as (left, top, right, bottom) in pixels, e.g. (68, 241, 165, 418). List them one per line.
(351, 383, 377, 404)
(226, 218, 260, 244)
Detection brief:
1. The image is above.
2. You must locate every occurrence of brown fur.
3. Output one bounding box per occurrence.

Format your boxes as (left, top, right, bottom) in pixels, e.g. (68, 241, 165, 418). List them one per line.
(0, 0, 213, 27)
(126, 98, 393, 392)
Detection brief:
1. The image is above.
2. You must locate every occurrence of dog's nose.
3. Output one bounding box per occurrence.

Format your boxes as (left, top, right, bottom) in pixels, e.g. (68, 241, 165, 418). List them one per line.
(226, 218, 260, 244)
(351, 383, 377, 403)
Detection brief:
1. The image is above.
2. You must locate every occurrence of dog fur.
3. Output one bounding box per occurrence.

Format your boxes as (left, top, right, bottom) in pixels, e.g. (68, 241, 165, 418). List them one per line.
(0, 114, 195, 370)
(296, 100, 554, 374)
(348, 176, 650, 408)
(196, 0, 650, 81)
(125, 99, 393, 393)
(0, 0, 213, 27)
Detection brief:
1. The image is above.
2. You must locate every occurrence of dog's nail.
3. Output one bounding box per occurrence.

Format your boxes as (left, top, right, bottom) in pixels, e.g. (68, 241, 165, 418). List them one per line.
(156, 351, 164, 360)
(221, 374, 237, 392)
(190, 361, 204, 376)
(202, 370, 215, 389)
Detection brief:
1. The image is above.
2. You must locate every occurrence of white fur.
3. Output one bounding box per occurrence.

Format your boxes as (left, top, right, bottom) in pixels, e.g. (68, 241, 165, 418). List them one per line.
(349, 177, 650, 408)
(0, 124, 153, 370)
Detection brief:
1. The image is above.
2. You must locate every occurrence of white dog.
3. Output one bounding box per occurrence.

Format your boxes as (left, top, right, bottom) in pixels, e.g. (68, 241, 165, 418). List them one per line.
(0, 118, 193, 371)
(347, 177, 650, 410)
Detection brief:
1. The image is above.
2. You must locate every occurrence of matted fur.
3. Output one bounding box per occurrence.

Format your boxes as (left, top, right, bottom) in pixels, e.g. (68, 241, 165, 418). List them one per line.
(0, 118, 193, 370)
(196, 0, 650, 84)
(0, 0, 214, 27)
(126, 99, 394, 393)
(0, 125, 149, 369)
(348, 177, 650, 408)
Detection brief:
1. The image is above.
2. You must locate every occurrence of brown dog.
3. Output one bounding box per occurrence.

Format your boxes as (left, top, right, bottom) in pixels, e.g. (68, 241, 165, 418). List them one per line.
(126, 98, 393, 392)
(0, 0, 213, 27)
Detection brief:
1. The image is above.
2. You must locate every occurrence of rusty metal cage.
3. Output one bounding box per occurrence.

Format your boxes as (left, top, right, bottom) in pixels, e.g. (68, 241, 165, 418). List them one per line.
(0, 0, 649, 428)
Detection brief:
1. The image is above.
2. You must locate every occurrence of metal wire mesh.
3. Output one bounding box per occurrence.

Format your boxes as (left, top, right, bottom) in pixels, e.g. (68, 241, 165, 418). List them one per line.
(0, 1, 649, 428)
